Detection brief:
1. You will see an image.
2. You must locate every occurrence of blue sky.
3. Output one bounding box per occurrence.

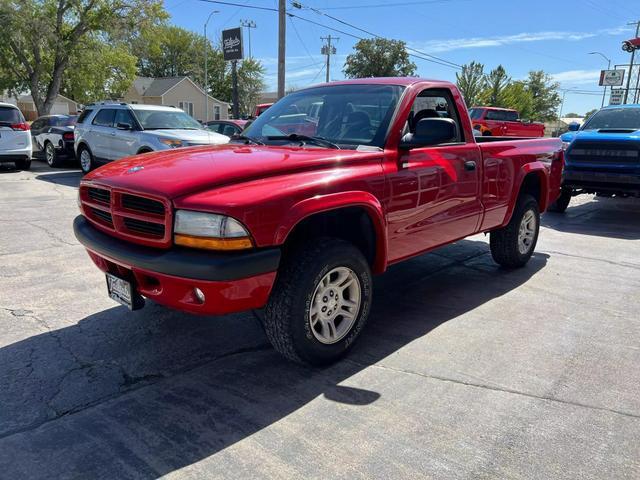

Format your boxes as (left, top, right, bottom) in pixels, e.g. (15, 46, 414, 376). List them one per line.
(165, 0, 640, 115)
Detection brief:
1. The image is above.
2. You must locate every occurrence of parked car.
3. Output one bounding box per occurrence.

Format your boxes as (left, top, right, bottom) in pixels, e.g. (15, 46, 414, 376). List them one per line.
(469, 107, 545, 137)
(254, 103, 273, 117)
(74, 102, 229, 174)
(31, 114, 77, 167)
(205, 119, 249, 137)
(551, 105, 640, 212)
(0, 102, 32, 170)
(73, 78, 563, 366)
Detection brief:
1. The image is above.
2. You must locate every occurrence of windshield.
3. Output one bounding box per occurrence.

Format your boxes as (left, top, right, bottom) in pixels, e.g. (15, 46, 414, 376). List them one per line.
(582, 108, 640, 130)
(133, 109, 203, 130)
(243, 84, 405, 149)
(468, 108, 483, 120)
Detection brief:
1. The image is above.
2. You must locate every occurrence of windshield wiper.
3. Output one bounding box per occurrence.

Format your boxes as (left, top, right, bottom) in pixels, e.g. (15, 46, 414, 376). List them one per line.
(230, 134, 265, 145)
(267, 134, 341, 149)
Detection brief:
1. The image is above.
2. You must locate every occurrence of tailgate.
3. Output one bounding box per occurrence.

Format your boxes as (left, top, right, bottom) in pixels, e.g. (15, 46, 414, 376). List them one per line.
(0, 107, 27, 151)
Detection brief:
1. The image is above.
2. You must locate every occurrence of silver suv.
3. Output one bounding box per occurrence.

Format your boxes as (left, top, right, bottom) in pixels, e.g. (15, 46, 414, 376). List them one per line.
(74, 102, 229, 173)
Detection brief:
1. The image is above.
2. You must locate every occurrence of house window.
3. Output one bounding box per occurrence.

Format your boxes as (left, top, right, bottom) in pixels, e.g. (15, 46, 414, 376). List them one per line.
(179, 101, 194, 117)
(214, 105, 220, 120)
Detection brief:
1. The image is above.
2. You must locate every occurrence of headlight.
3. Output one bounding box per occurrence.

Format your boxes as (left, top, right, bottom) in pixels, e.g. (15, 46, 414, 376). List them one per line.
(561, 141, 571, 151)
(174, 210, 253, 250)
(159, 138, 185, 148)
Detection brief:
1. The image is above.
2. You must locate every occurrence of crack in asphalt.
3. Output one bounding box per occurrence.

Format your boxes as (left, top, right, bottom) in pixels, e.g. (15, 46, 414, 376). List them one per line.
(0, 343, 272, 442)
(539, 249, 640, 271)
(25, 221, 77, 247)
(345, 359, 640, 421)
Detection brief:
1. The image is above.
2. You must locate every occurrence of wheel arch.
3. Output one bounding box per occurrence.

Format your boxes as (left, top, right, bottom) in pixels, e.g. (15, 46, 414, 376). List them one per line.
(275, 192, 388, 274)
(502, 164, 549, 226)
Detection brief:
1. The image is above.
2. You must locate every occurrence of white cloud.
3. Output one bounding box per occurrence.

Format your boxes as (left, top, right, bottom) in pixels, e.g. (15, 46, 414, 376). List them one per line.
(551, 69, 602, 85)
(410, 26, 632, 53)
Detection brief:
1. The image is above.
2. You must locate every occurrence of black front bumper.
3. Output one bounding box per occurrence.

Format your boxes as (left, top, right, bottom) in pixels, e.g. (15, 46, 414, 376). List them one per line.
(73, 215, 281, 281)
(563, 170, 640, 194)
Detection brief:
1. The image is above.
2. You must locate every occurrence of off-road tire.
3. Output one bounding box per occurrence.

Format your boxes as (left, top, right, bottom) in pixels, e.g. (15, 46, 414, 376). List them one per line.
(262, 238, 372, 366)
(15, 158, 31, 170)
(548, 187, 571, 213)
(490, 194, 540, 268)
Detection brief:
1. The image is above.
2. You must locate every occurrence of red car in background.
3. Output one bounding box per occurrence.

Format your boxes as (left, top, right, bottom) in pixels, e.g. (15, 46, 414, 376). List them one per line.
(469, 107, 545, 137)
(254, 103, 273, 117)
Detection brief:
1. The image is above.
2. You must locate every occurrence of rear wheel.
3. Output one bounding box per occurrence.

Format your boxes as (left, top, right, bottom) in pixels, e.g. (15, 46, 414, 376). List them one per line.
(262, 238, 372, 366)
(78, 146, 93, 174)
(15, 158, 31, 170)
(44, 141, 62, 168)
(548, 187, 571, 213)
(490, 194, 540, 268)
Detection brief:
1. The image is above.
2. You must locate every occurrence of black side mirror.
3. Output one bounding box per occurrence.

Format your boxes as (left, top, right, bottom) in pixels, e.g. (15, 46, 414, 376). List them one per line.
(400, 118, 457, 149)
(568, 123, 580, 131)
(116, 122, 132, 130)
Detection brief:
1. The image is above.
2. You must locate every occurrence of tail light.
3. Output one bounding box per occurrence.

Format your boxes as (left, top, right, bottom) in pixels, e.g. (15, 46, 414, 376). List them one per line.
(63, 132, 74, 141)
(10, 123, 30, 131)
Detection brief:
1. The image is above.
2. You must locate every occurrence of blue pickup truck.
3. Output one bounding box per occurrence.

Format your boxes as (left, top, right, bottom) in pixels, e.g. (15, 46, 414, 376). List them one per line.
(553, 105, 640, 212)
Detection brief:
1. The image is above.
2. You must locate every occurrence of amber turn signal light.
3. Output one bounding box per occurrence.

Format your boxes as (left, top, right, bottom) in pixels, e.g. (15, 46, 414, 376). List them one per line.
(174, 233, 253, 251)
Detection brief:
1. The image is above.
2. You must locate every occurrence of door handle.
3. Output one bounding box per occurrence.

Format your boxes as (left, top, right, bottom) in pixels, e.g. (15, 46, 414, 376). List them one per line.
(110, 132, 116, 136)
(464, 160, 476, 171)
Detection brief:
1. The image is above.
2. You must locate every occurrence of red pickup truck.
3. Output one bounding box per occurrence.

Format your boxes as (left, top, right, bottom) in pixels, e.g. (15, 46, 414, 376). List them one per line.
(74, 78, 562, 365)
(469, 107, 545, 137)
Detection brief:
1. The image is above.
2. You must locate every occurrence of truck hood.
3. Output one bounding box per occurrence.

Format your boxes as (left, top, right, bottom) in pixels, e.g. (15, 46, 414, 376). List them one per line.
(84, 144, 381, 199)
(143, 129, 229, 145)
(561, 129, 640, 143)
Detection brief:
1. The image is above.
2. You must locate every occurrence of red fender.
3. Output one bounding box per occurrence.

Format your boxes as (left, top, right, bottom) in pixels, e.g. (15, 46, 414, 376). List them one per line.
(502, 162, 549, 227)
(274, 191, 388, 274)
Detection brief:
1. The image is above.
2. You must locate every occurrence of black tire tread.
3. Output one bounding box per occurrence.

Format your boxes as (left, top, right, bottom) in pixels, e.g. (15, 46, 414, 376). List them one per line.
(548, 187, 571, 213)
(263, 237, 368, 365)
(490, 194, 539, 268)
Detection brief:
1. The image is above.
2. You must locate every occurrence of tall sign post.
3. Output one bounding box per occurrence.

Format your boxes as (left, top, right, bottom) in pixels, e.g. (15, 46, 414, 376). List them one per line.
(222, 27, 243, 119)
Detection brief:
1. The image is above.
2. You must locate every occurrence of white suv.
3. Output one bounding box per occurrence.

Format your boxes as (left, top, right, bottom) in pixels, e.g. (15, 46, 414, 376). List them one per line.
(0, 102, 32, 170)
(74, 103, 229, 173)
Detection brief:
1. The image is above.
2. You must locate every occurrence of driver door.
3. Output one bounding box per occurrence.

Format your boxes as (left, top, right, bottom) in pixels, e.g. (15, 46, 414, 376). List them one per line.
(386, 89, 483, 263)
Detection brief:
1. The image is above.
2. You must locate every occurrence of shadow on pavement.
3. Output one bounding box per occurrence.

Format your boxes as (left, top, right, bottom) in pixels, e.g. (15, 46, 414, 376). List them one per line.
(35, 170, 82, 188)
(0, 240, 548, 478)
(542, 196, 640, 240)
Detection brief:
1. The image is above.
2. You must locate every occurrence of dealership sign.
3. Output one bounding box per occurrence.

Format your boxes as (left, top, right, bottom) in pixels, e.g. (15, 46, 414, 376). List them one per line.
(599, 69, 625, 87)
(222, 27, 243, 61)
(609, 89, 624, 106)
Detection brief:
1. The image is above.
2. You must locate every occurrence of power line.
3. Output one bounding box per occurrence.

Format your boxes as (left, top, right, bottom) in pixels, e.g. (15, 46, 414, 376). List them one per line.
(198, 0, 278, 12)
(321, 0, 469, 9)
(288, 16, 317, 64)
(292, 1, 462, 69)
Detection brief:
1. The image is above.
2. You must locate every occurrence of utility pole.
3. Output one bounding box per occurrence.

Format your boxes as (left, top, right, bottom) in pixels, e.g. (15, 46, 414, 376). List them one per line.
(204, 10, 219, 123)
(589, 52, 611, 108)
(277, 0, 286, 99)
(240, 19, 256, 58)
(623, 20, 640, 104)
(321, 35, 338, 83)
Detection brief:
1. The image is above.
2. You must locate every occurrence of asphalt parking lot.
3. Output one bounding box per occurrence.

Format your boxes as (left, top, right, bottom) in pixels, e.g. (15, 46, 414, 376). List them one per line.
(1, 160, 639, 479)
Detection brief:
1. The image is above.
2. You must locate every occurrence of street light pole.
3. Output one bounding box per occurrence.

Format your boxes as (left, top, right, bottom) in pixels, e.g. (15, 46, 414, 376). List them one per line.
(589, 51, 611, 109)
(204, 10, 219, 123)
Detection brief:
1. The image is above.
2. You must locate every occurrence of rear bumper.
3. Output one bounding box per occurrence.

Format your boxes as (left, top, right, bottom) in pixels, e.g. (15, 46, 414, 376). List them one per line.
(73, 215, 280, 314)
(563, 170, 640, 194)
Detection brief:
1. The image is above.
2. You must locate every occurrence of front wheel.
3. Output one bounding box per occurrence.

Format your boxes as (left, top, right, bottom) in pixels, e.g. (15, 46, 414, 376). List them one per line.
(262, 238, 372, 366)
(548, 187, 572, 213)
(78, 146, 94, 174)
(490, 194, 540, 268)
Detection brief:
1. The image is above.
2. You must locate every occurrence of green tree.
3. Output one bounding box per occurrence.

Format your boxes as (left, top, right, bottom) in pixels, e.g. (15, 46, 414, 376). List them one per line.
(564, 112, 581, 118)
(479, 65, 510, 106)
(501, 81, 535, 120)
(526, 70, 561, 121)
(456, 61, 485, 107)
(343, 38, 416, 78)
(584, 108, 598, 119)
(0, 0, 165, 115)
(63, 40, 137, 104)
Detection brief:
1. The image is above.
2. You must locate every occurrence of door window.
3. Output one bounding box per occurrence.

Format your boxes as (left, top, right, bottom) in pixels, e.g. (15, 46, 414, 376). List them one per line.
(92, 109, 116, 127)
(114, 109, 135, 128)
(77, 109, 94, 124)
(407, 89, 464, 143)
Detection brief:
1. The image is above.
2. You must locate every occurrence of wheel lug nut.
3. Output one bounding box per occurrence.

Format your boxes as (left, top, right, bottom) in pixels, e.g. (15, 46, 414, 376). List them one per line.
(323, 296, 328, 302)
(328, 310, 332, 315)
(330, 290, 334, 296)
(322, 306, 327, 312)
